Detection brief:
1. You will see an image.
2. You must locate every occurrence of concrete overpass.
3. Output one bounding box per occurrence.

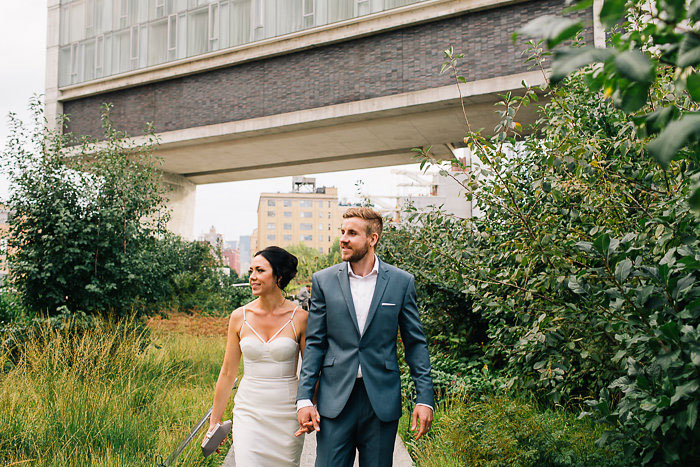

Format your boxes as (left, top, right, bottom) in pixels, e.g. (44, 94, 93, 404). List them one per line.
(46, 0, 598, 238)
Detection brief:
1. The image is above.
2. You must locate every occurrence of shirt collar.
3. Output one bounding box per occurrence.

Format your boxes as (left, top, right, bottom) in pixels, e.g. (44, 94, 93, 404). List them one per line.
(348, 254, 379, 279)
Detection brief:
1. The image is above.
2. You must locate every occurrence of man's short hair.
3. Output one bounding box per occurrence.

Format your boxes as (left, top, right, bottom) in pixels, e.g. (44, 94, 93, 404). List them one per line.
(343, 207, 383, 243)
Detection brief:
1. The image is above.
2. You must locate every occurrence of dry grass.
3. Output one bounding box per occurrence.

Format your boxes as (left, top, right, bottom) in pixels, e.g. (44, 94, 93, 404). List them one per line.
(147, 311, 229, 337)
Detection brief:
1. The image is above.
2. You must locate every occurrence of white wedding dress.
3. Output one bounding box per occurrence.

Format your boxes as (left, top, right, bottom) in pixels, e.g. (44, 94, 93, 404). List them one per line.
(232, 307, 304, 466)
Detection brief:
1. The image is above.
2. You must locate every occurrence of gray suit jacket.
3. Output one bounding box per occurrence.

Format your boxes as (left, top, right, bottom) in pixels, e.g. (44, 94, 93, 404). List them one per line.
(297, 258, 434, 422)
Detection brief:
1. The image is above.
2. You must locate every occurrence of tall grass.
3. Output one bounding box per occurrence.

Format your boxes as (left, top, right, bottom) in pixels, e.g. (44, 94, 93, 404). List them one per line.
(399, 389, 628, 466)
(0, 317, 234, 466)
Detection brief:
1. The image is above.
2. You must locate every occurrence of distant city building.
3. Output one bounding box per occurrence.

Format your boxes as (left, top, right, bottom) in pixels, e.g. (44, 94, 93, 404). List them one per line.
(224, 240, 238, 251)
(256, 177, 343, 255)
(0, 205, 10, 283)
(250, 229, 258, 259)
(363, 157, 472, 221)
(199, 225, 224, 249)
(239, 235, 251, 274)
(222, 248, 241, 275)
(399, 167, 471, 219)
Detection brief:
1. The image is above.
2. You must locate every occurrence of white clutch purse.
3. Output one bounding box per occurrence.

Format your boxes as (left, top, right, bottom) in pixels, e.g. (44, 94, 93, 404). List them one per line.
(201, 420, 233, 458)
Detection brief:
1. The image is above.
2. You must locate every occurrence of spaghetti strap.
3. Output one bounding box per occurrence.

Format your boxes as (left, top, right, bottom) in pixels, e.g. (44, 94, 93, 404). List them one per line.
(289, 306, 298, 339)
(241, 306, 300, 343)
(243, 320, 266, 343)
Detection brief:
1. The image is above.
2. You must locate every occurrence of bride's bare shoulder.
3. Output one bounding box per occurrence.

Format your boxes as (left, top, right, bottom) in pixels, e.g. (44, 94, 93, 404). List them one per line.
(292, 307, 309, 327)
(229, 300, 256, 325)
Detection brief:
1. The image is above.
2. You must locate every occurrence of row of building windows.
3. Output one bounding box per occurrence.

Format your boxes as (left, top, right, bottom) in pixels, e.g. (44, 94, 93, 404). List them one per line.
(266, 234, 333, 242)
(267, 211, 332, 218)
(58, 0, 425, 86)
(267, 199, 334, 207)
(267, 223, 332, 230)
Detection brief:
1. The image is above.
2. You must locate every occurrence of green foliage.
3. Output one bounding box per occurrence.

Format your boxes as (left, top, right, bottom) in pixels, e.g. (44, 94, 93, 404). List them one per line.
(507, 2, 700, 462)
(172, 270, 253, 315)
(1, 99, 169, 317)
(390, 3, 700, 461)
(0, 286, 24, 325)
(397, 344, 505, 407)
(518, 0, 700, 203)
(399, 392, 627, 466)
(286, 240, 342, 287)
(153, 236, 253, 315)
(379, 219, 487, 359)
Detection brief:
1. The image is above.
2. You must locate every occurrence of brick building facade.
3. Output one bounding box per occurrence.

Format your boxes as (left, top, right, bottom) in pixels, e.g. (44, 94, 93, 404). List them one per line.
(62, 0, 591, 140)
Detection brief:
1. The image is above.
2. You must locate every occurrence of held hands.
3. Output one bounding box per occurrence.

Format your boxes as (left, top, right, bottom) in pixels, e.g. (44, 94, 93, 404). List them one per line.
(410, 405, 433, 440)
(295, 406, 320, 437)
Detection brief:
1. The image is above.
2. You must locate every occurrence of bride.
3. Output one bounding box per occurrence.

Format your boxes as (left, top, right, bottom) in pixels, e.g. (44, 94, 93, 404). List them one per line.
(208, 246, 310, 465)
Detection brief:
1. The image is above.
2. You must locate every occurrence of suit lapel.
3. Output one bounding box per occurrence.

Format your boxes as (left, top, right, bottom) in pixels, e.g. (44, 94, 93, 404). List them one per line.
(337, 263, 360, 335)
(362, 259, 390, 335)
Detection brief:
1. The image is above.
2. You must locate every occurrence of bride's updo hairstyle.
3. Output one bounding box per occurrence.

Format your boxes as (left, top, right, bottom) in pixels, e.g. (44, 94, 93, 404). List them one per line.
(254, 246, 298, 290)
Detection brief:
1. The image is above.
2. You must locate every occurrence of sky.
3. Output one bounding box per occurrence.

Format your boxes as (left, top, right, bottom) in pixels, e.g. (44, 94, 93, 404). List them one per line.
(0, 1, 425, 243)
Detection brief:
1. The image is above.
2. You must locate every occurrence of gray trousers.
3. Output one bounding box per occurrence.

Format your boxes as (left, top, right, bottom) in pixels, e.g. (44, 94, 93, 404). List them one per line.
(315, 378, 399, 467)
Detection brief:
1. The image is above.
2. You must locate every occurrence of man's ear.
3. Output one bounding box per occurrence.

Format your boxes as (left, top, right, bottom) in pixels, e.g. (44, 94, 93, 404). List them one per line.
(369, 232, 379, 249)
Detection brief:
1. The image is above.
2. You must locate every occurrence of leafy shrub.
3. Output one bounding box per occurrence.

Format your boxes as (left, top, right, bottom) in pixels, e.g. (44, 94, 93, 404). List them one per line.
(388, 0, 700, 462)
(2, 100, 169, 317)
(398, 343, 505, 406)
(160, 236, 253, 315)
(0, 286, 24, 325)
(379, 219, 487, 360)
(172, 270, 253, 315)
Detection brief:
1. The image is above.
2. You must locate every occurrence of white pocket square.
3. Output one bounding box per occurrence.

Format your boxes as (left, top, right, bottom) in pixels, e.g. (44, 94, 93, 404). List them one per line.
(381, 302, 396, 306)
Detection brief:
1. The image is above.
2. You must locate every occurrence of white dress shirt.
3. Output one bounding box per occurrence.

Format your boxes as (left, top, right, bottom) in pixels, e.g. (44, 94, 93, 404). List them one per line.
(348, 255, 380, 378)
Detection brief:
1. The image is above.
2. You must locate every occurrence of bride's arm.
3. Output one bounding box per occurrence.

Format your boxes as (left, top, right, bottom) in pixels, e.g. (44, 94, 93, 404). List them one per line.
(297, 308, 309, 359)
(296, 313, 320, 404)
(209, 307, 244, 431)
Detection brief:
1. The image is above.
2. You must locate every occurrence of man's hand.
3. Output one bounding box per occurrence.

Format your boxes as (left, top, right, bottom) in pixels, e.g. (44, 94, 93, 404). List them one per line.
(410, 405, 433, 440)
(295, 406, 320, 437)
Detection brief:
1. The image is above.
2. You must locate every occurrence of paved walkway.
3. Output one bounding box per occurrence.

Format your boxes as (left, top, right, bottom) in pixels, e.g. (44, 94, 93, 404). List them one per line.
(223, 431, 414, 466)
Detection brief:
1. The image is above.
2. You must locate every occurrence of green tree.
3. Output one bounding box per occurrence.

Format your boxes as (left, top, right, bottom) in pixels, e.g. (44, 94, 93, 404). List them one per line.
(2, 99, 169, 317)
(286, 240, 341, 287)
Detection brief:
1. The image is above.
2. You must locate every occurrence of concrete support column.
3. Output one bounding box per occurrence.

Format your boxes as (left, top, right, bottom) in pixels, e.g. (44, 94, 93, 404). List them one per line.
(46, 0, 62, 131)
(593, 0, 605, 48)
(162, 172, 196, 240)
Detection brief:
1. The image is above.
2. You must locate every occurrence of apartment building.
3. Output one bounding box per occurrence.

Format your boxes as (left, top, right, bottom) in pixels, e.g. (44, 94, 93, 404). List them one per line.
(256, 178, 343, 254)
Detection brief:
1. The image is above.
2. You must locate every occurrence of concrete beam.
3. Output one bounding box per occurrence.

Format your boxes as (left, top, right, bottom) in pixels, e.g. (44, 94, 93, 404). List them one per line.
(145, 71, 545, 184)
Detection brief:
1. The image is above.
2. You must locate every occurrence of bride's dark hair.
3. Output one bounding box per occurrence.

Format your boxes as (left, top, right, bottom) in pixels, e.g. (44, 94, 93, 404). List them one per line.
(254, 246, 298, 290)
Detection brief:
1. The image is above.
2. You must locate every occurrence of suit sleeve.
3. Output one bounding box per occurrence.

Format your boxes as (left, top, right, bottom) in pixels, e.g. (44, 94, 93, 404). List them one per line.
(297, 272, 328, 402)
(398, 275, 434, 408)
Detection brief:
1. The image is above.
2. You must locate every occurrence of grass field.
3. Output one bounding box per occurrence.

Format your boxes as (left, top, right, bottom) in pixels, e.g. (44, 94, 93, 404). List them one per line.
(2, 311, 628, 466)
(398, 390, 627, 466)
(0, 313, 237, 466)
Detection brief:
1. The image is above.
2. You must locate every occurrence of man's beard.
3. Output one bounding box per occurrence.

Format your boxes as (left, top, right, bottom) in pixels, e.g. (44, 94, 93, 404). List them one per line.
(344, 242, 370, 262)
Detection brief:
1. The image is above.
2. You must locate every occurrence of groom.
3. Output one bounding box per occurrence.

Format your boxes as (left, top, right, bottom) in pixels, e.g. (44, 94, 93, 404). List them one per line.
(297, 207, 434, 466)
